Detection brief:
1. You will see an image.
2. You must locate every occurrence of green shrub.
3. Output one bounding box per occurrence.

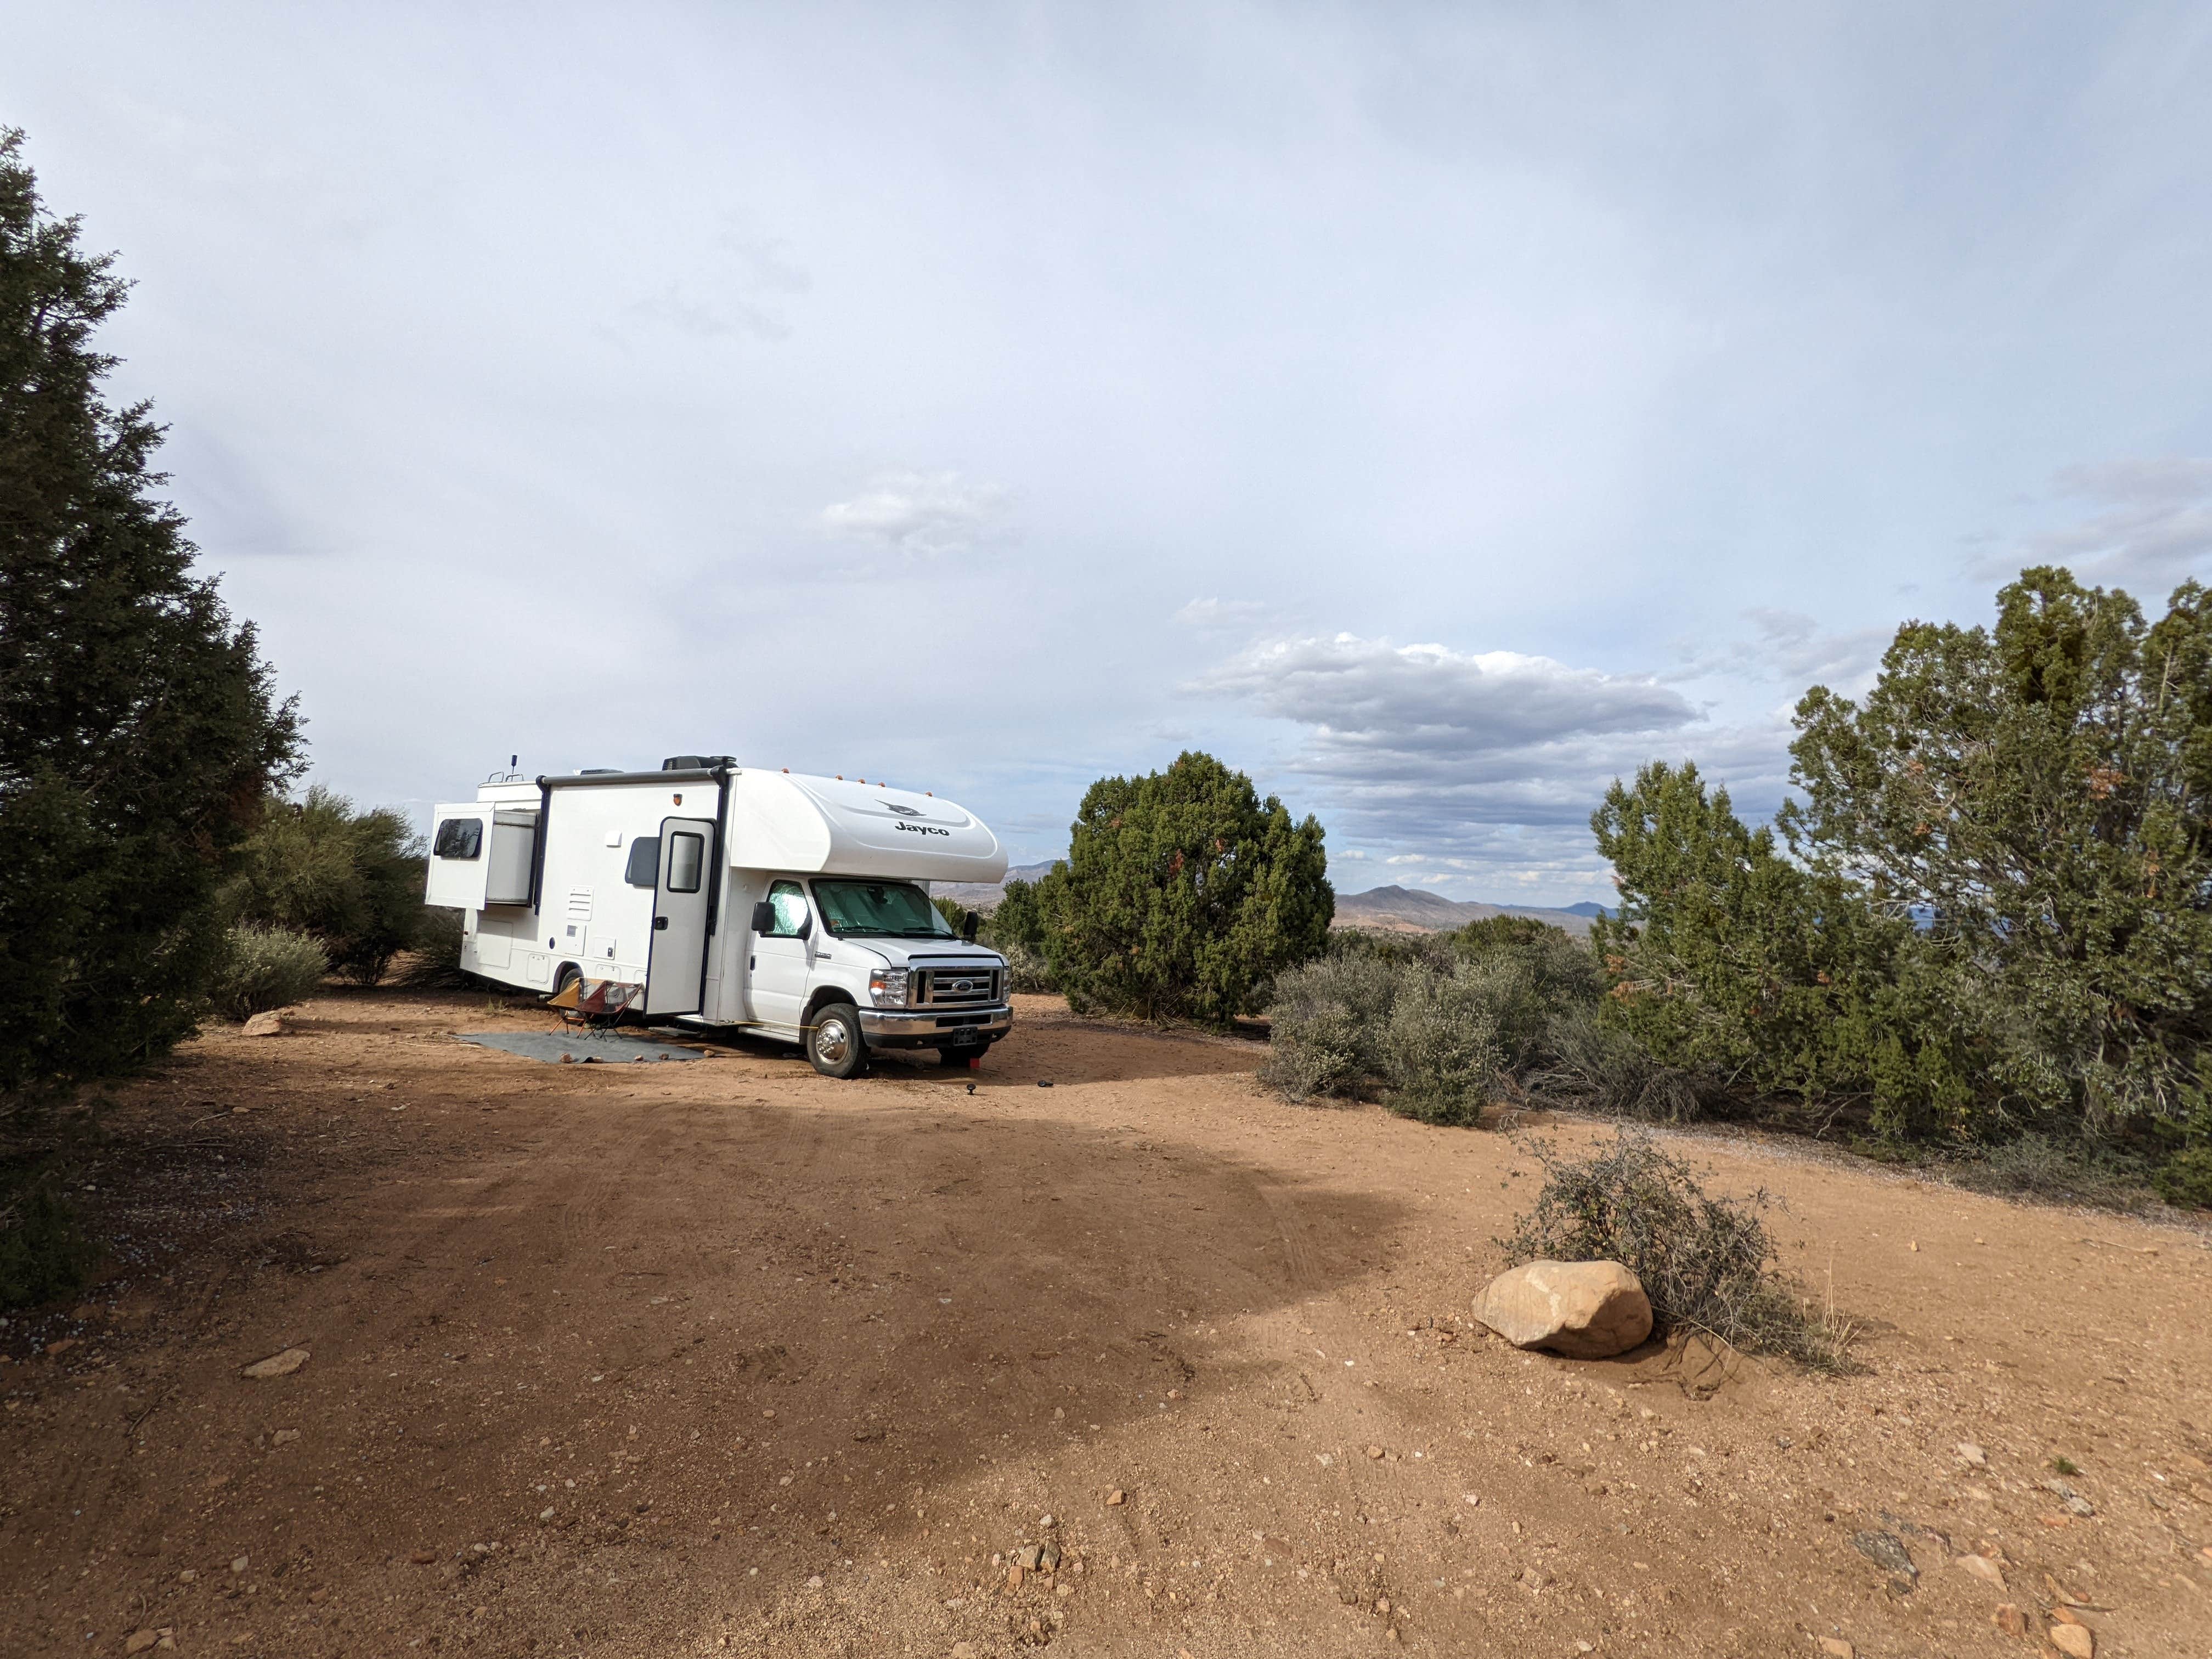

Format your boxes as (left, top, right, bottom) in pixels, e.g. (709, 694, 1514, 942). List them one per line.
(2152, 1144, 2212, 1210)
(208, 923, 326, 1020)
(227, 785, 425, 984)
(0, 1178, 95, 1308)
(396, 906, 469, 989)
(1259, 950, 1403, 1101)
(1502, 1131, 1850, 1369)
(1380, 964, 1503, 1125)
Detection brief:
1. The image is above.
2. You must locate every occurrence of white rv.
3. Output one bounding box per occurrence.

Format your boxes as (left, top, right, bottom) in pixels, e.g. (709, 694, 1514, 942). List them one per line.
(422, 756, 1013, 1076)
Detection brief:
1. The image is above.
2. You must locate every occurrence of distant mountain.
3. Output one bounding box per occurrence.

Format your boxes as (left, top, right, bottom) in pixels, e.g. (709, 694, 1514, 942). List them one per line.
(1561, 901, 1617, 919)
(940, 869, 1606, 936)
(935, 860, 1058, 911)
(1333, 885, 1599, 938)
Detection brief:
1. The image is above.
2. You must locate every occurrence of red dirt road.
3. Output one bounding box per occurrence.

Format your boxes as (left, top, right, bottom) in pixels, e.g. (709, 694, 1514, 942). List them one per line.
(4, 989, 2210, 1657)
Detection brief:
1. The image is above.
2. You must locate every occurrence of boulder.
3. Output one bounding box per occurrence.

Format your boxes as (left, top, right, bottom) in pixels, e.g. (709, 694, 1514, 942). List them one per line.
(240, 1010, 284, 1036)
(1474, 1260, 1653, 1359)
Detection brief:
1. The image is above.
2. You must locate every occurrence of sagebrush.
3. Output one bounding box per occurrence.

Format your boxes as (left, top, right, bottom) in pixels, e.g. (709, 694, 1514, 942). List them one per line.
(208, 923, 326, 1020)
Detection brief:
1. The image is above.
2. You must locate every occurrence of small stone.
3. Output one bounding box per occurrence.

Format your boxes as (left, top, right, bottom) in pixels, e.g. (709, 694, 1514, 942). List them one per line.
(1006, 1564, 1024, 1590)
(230, 1555, 249, 1575)
(1955, 1442, 1987, 1468)
(307, 1588, 328, 1605)
(241, 1347, 309, 1380)
(409, 1550, 436, 1565)
(951, 1645, 980, 1659)
(806, 1575, 823, 1589)
(177, 1570, 196, 1584)
(538, 1507, 555, 1521)
(1367, 1444, 1385, 1460)
(1055, 1582, 1074, 1598)
(1165, 1389, 1181, 1401)
(1849, 1530, 1917, 1592)
(127, 1632, 160, 1654)
(1040, 1543, 1062, 1571)
(761, 1409, 776, 1419)
(2049, 1624, 2094, 1658)
(240, 1011, 284, 1036)
(1818, 1641, 1853, 1659)
(1105, 1489, 1125, 1506)
(1954, 1554, 2005, 1587)
(1374, 1596, 1390, 1615)
(1993, 1604, 2027, 1637)
(271, 1428, 300, 1446)
(1473, 1260, 1653, 1359)
(1039, 1514, 1056, 1529)
(1015, 1545, 1043, 1571)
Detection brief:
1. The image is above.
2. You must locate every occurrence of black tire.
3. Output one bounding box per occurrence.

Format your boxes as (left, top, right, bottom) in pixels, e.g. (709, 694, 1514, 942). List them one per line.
(550, 962, 582, 998)
(807, 1001, 869, 1079)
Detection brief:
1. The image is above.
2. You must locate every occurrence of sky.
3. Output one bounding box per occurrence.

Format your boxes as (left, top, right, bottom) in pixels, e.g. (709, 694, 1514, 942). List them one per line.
(10, 2, 2212, 905)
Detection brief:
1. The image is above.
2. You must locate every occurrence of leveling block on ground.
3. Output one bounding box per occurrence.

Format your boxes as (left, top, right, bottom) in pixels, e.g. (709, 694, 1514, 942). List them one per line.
(454, 1030, 704, 1064)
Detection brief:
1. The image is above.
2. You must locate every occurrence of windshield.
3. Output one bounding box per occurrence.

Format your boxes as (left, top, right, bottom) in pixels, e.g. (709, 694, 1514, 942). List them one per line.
(811, 879, 956, 939)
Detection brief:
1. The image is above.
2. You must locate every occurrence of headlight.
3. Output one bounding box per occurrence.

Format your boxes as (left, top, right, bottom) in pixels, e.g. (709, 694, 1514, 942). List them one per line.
(868, 968, 909, 1008)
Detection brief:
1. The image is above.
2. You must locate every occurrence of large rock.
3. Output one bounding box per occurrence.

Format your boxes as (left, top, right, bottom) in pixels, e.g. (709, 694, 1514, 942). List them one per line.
(1474, 1260, 1652, 1359)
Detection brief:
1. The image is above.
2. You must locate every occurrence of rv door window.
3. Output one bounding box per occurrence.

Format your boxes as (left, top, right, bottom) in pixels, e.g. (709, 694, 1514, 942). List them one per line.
(667, 831, 706, 894)
(763, 879, 809, 936)
(432, 817, 483, 860)
(623, 836, 660, 887)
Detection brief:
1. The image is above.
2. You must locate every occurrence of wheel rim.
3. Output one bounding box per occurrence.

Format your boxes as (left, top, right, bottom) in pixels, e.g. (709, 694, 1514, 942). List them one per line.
(815, 1015, 851, 1065)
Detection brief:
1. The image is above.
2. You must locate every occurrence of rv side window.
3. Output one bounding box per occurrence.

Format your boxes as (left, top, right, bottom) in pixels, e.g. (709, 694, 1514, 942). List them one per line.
(623, 836, 659, 888)
(432, 817, 482, 860)
(667, 831, 705, 894)
(764, 879, 808, 936)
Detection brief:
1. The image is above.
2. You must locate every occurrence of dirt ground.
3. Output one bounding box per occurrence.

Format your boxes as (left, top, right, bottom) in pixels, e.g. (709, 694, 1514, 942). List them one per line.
(5, 988, 2211, 1659)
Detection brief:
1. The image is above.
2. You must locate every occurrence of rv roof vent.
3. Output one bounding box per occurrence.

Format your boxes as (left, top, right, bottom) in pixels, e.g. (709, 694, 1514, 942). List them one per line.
(578, 768, 622, 775)
(661, 754, 735, 770)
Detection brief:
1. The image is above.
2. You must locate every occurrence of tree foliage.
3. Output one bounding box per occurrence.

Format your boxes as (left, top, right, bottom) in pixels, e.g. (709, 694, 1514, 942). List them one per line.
(0, 130, 298, 1087)
(1596, 567, 2212, 1150)
(1026, 752, 1331, 1024)
(227, 786, 427, 984)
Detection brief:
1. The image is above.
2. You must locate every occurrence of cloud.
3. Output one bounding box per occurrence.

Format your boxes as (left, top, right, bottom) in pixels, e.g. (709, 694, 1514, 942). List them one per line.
(819, 471, 1008, 557)
(1675, 608, 1888, 693)
(1187, 634, 1697, 774)
(1188, 632, 1788, 901)
(1980, 458, 2212, 586)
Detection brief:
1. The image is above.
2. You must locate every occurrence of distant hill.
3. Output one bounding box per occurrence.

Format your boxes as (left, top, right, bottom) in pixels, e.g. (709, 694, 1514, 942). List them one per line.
(1333, 885, 1604, 938)
(939, 868, 1609, 938)
(1560, 901, 1617, 919)
(936, 861, 1057, 911)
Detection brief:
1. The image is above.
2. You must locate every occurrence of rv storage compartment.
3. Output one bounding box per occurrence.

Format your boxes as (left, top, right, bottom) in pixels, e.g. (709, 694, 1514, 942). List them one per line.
(425, 803, 539, 910)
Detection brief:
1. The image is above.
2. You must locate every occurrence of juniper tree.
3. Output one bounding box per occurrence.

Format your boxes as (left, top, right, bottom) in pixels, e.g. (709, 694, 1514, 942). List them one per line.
(0, 130, 298, 1087)
(1031, 751, 1331, 1024)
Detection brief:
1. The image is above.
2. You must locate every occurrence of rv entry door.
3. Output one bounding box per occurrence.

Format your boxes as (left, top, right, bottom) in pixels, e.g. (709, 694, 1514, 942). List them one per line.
(643, 816, 716, 1015)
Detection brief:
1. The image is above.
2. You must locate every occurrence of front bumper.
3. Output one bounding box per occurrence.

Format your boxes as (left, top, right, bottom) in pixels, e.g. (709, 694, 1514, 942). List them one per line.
(856, 1003, 1013, 1051)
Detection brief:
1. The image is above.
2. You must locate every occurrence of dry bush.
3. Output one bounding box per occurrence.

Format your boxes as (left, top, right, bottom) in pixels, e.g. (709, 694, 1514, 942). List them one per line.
(1501, 1131, 1854, 1371)
(1259, 951, 1402, 1102)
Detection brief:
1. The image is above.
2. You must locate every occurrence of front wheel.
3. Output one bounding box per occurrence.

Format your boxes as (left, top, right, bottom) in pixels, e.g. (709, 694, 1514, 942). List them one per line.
(807, 1002, 869, 1079)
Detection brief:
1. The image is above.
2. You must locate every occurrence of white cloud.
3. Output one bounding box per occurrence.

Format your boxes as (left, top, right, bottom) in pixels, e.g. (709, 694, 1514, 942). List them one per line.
(819, 471, 1008, 557)
(1980, 458, 2212, 586)
(1674, 608, 1888, 694)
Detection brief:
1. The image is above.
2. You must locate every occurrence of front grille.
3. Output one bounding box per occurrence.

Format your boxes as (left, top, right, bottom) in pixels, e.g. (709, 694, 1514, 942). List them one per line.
(915, 966, 1000, 1007)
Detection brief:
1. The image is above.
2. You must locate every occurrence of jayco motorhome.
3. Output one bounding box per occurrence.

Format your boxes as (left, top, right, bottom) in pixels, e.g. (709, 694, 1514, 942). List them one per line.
(423, 757, 1012, 1076)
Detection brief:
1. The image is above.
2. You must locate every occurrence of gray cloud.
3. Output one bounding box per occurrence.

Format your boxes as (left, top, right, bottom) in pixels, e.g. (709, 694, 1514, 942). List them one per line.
(1674, 608, 1889, 694)
(819, 471, 1009, 557)
(1978, 458, 2212, 587)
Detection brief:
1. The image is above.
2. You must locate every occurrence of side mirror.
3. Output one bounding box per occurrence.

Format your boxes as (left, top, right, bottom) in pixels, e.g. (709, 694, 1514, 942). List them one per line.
(750, 900, 774, 935)
(961, 911, 980, 943)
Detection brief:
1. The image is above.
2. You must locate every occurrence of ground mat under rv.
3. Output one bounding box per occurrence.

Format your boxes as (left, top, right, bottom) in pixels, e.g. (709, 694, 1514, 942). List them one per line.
(454, 1029, 705, 1063)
